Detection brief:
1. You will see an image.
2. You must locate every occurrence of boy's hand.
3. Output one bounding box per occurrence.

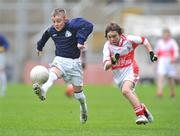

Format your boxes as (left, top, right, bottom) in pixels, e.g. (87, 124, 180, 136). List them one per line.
(36, 49, 42, 56)
(149, 51, 158, 62)
(77, 43, 86, 50)
(111, 53, 120, 65)
(82, 62, 86, 69)
(0, 46, 5, 52)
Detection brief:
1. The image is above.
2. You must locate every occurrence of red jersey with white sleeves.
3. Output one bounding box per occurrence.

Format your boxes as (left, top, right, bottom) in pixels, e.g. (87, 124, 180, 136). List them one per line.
(155, 38, 179, 76)
(103, 35, 148, 88)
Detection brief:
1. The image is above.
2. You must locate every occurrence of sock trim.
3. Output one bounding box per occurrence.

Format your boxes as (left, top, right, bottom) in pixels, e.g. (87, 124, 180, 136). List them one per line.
(74, 90, 83, 94)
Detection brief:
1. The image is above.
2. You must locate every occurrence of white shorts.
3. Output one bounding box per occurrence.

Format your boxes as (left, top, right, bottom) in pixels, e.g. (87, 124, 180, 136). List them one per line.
(0, 53, 6, 69)
(51, 56, 83, 86)
(113, 66, 139, 90)
(157, 61, 176, 77)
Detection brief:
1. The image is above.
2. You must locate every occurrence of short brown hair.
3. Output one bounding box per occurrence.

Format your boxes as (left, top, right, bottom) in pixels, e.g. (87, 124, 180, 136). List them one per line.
(163, 28, 170, 34)
(105, 22, 123, 38)
(51, 8, 66, 17)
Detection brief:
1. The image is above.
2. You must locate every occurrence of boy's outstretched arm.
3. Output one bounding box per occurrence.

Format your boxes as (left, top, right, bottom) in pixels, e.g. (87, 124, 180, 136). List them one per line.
(143, 39, 158, 62)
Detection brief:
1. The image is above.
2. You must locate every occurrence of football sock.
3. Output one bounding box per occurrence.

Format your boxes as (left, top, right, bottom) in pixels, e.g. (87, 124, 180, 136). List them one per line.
(134, 104, 145, 116)
(0, 72, 7, 96)
(42, 71, 58, 93)
(74, 91, 87, 112)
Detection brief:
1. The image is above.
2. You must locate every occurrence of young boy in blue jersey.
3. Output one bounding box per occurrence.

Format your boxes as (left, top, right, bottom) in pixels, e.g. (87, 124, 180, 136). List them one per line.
(33, 8, 93, 124)
(0, 33, 9, 97)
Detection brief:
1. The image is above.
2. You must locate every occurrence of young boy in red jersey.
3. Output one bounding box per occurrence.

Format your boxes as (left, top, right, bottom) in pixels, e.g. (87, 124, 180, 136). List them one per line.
(103, 22, 157, 125)
(155, 28, 179, 98)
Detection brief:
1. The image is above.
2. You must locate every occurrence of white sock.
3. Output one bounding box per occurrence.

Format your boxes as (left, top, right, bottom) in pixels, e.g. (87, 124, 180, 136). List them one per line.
(0, 72, 7, 96)
(42, 71, 58, 93)
(74, 91, 87, 112)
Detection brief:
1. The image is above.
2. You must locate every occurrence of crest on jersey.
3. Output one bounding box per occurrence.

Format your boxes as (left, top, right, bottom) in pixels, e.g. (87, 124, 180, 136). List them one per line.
(52, 34, 58, 37)
(65, 30, 72, 37)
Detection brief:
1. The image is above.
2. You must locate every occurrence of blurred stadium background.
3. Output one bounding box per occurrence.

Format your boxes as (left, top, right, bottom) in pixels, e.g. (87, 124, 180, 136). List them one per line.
(0, 0, 180, 84)
(1, 1, 180, 136)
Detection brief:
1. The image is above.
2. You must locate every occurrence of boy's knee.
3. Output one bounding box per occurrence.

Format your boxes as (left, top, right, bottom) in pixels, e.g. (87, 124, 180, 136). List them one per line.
(50, 66, 62, 78)
(122, 88, 131, 96)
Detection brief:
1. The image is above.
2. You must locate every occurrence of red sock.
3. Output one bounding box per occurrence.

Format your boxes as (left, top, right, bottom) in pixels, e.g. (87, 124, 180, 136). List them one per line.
(134, 104, 145, 116)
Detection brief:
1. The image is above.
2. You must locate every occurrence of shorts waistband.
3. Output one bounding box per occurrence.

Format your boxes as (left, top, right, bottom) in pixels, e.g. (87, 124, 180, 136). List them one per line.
(55, 56, 80, 62)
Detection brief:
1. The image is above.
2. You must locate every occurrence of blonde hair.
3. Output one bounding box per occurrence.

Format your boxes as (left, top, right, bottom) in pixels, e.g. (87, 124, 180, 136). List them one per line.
(51, 8, 66, 17)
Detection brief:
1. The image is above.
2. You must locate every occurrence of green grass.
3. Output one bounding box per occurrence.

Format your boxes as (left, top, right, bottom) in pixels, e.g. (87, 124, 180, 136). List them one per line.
(0, 84, 180, 136)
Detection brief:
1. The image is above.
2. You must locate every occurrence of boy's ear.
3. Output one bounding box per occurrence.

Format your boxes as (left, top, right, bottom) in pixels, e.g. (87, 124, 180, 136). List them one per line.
(64, 15, 68, 21)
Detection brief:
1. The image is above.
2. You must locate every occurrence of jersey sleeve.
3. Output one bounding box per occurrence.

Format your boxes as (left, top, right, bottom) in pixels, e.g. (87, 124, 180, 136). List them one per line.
(127, 35, 149, 48)
(37, 29, 50, 51)
(71, 18, 93, 45)
(172, 39, 179, 59)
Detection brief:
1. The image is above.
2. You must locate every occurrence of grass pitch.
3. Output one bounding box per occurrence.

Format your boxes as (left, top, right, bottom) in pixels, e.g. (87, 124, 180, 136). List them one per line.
(0, 84, 180, 136)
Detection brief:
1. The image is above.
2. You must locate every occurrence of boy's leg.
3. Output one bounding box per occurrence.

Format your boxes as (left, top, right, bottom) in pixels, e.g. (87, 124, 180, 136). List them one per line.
(0, 71, 6, 97)
(73, 85, 88, 124)
(33, 67, 61, 101)
(156, 75, 164, 98)
(121, 81, 149, 125)
(168, 77, 176, 98)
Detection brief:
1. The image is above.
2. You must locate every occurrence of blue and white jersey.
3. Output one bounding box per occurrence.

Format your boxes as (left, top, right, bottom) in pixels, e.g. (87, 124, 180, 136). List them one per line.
(0, 34, 9, 69)
(37, 18, 93, 59)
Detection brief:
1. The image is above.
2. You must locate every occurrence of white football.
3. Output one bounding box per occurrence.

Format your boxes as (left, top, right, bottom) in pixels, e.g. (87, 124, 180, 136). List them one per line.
(30, 65, 49, 84)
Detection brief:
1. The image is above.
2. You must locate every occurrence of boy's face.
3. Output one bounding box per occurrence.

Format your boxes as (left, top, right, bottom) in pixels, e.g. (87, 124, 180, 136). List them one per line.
(107, 31, 121, 46)
(162, 31, 170, 41)
(51, 14, 66, 31)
